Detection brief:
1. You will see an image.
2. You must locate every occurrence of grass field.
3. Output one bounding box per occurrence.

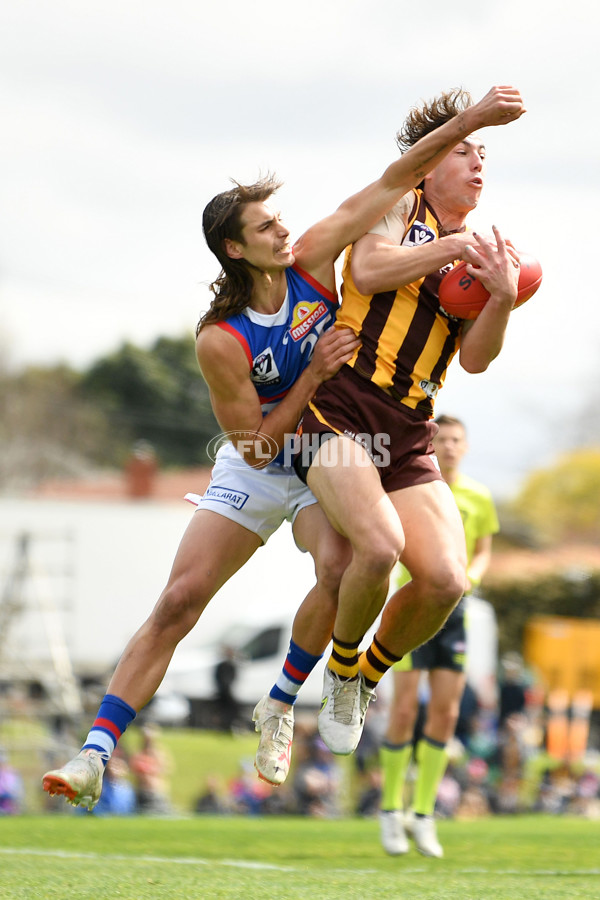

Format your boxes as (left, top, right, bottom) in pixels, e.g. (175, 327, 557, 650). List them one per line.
(1, 814, 599, 900)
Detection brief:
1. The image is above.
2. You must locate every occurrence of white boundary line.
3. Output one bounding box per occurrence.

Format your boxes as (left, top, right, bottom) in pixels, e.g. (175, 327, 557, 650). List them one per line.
(1, 848, 599, 877)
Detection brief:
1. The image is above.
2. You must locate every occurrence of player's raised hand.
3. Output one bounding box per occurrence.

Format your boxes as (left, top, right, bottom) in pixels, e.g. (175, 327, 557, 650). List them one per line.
(464, 226, 520, 306)
(309, 326, 361, 383)
(469, 86, 526, 128)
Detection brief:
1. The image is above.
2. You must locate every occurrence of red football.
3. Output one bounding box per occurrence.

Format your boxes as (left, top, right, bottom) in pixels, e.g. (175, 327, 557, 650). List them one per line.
(438, 252, 543, 320)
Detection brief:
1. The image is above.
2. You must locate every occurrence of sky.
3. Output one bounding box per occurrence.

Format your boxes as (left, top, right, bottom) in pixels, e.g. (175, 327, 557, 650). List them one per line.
(1, 0, 599, 500)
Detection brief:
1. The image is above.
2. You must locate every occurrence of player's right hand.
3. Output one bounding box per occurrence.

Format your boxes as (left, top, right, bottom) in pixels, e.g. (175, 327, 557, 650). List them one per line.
(310, 326, 361, 383)
(472, 85, 526, 127)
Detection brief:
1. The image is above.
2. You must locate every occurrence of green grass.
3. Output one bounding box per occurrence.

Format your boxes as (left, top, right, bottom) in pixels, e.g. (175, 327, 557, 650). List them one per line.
(0, 815, 599, 899)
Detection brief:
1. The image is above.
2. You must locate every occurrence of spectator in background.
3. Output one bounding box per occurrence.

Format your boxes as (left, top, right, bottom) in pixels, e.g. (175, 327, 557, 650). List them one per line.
(498, 652, 527, 728)
(0, 750, 24, 815)
(356, 767, 383, 818)
(130, 724, 172, 815)
(194, 775, 228, 815)
(213, 645, 240, 732)
(455, 681, 480, 747)
(293, 731, 340, 818)
(228, 759, 273, 815)
(455, 756, 492, 819)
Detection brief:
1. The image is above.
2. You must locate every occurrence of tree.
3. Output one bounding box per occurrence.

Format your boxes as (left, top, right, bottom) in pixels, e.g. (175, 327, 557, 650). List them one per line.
(80, 334, 219, 466)
(0, 334, 221, 491)
(0, 365, 110, 490)
(509, 448, 600, 544)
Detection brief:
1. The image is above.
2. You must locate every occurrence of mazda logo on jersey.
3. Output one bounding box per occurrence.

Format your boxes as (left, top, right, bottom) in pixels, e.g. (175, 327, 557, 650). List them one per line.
(251, 347, 281, 385)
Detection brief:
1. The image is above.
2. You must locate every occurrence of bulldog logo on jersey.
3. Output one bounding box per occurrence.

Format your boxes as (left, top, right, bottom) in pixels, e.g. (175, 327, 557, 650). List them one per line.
(289, 300, 328, 342)
(403, 221, 436, 247)
(251, 347, 281, 386)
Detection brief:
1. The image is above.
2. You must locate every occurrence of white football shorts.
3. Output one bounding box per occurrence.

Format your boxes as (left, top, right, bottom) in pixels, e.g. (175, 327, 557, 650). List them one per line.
(184, 442, 317, 546)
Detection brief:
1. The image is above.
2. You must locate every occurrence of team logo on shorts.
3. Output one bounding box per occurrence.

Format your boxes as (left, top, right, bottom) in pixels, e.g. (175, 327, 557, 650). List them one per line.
(251, 347, 281, 386)
(289, 300, 328, 341)
(204, 485, 249, 509)
(403, 221, 436, 247)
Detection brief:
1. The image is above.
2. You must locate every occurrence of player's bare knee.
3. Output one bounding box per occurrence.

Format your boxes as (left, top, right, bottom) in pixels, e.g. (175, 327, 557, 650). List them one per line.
(314, 544, 351, 596)
(356, 537, 402, 584)
(151, 577, 207, 639)
(392, 704, 419, 736)
(425, 561, 465, 611)
(428, 705, 459, 736)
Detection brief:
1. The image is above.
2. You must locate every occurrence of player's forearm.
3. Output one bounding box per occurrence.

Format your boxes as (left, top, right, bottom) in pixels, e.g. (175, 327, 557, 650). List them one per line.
(238, 366, 322, 468)
(353, 235, 465, 295)
(459, 300, 512, 373)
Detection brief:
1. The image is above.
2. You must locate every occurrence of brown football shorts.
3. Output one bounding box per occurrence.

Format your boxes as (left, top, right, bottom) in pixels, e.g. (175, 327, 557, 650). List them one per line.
(294, 365, 443, 493)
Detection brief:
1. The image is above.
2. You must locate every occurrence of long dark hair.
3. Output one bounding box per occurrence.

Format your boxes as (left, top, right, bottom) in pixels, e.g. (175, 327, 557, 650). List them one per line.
(197, 174, 283, 334)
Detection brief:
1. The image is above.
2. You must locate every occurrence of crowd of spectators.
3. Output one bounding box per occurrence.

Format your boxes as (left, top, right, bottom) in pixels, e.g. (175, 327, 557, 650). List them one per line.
(194, 723, 342, 817)
(3, 651, 598, 819)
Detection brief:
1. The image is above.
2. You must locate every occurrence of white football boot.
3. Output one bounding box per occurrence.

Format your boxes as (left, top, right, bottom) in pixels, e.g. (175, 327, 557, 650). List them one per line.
(42, 749, 107, 811)
(253, 695, 294, 785)
(318, 669, 375, 755)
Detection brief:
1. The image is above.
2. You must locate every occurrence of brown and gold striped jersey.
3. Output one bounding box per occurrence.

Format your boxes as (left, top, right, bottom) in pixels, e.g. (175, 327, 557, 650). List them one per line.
(336, 189, 463, 418)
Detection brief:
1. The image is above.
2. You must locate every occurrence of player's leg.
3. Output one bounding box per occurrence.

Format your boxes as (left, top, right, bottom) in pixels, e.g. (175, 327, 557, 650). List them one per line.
(357, 479, 465, 771)
(106, 510, 262, 707)
(362, 479, 466, 666)
(306, 436, 404, 754)
(408, 667, 466, 858)
(406, 597, 467, 856)
(379, 664, 421, 855)
(43, 510, 262, 808)
(420, 667, 467, 747)
(308, 436, 403, 643)
(253, 501, 351, 785)
(290, 500, 352, 657)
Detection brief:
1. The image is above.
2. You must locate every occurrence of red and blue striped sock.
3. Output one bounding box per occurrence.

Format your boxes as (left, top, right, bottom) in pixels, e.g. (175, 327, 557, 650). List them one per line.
(269, 639, 322, 706)
(81, 693, 137, 765)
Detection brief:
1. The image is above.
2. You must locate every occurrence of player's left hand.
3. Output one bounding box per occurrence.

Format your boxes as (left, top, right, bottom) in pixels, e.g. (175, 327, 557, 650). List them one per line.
(463, 226, 519, 307)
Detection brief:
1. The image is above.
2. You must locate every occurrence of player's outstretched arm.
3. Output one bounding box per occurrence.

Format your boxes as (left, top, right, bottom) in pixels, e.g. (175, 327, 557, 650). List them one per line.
(295, 86, 525, 281)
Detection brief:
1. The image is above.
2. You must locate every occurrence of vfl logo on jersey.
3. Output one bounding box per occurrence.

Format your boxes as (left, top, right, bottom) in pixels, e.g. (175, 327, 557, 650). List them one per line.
(402, 221, 436, 248)
(289, 300, 328, 342)
(251, 347, 281, 386)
